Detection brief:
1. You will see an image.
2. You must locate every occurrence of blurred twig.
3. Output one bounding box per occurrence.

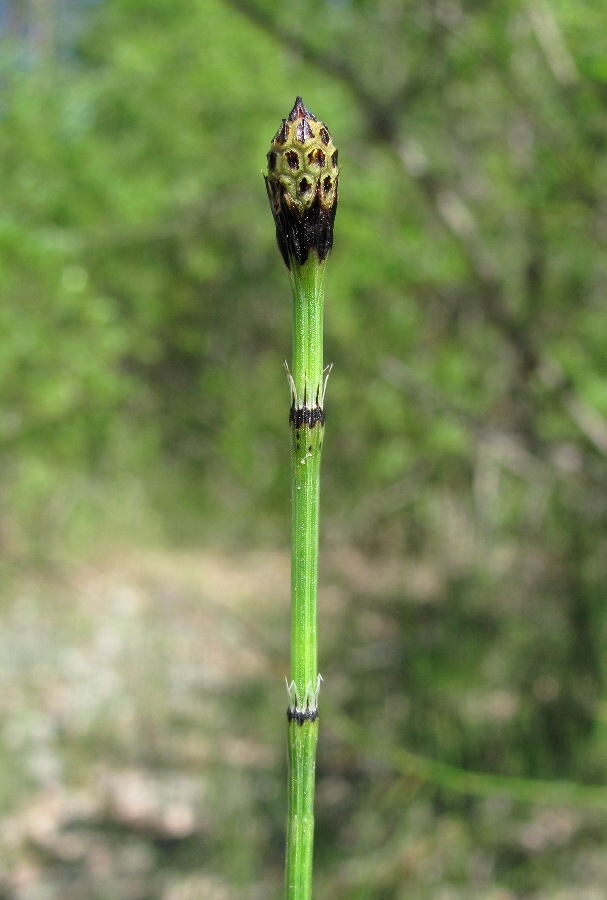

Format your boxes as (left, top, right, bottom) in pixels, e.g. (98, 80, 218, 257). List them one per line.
(327, 703, 607, 811)
(222, 0, 420, 142)
(526, 0, 579, 86)
(225, 0, 607, 462)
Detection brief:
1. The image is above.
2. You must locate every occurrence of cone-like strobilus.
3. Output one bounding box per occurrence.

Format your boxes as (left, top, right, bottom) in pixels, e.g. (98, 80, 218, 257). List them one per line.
(265, 96, 339, 269)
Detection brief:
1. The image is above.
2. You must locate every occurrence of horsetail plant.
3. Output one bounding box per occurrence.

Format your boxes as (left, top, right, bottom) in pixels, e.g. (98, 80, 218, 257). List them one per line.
(265, 97, 339, 899)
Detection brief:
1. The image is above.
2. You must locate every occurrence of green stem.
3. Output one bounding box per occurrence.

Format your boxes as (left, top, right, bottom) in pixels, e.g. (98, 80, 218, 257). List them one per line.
(285, 718, 319, 898)
(285, 254, 327, 899)
(289, 255, 326, 700)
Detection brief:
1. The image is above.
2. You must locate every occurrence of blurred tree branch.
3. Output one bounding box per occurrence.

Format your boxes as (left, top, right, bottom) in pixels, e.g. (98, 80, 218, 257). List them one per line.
(223, 0, 421, 141)
(225, 0, 607, 461)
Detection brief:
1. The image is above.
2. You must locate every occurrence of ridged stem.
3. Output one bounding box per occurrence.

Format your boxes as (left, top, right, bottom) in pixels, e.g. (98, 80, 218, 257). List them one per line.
(285, 717, 319, 898)
(285, 254, 326, 899)
(288, 256, 326, 699)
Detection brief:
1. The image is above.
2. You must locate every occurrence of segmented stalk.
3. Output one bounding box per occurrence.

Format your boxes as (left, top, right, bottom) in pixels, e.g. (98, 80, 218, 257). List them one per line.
(265, 97, 339, 900)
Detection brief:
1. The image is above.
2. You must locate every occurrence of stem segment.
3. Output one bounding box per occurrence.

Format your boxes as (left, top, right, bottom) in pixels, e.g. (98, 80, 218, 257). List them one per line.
(289, 257, 326, 702)
(286, 715, 319, 898)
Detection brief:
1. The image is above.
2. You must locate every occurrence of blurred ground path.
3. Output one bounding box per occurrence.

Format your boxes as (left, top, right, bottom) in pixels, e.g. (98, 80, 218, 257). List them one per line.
(1, 546, 605, 899)
(0, 547, 294, 899)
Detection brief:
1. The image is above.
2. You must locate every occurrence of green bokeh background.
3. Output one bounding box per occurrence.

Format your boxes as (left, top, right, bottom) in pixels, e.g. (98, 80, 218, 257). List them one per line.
(1, 0, 607, 896)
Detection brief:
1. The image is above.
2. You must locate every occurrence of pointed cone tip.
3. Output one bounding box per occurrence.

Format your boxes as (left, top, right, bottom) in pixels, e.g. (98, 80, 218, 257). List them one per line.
(288, 96, 316, 122)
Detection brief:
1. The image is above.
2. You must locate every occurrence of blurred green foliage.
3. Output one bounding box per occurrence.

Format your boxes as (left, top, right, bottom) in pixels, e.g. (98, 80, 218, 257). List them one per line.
(2, 0, 607, 895)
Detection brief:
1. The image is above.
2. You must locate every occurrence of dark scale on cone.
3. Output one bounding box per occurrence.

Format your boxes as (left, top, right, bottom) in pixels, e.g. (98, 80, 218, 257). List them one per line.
(265, 97, 339, 268)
